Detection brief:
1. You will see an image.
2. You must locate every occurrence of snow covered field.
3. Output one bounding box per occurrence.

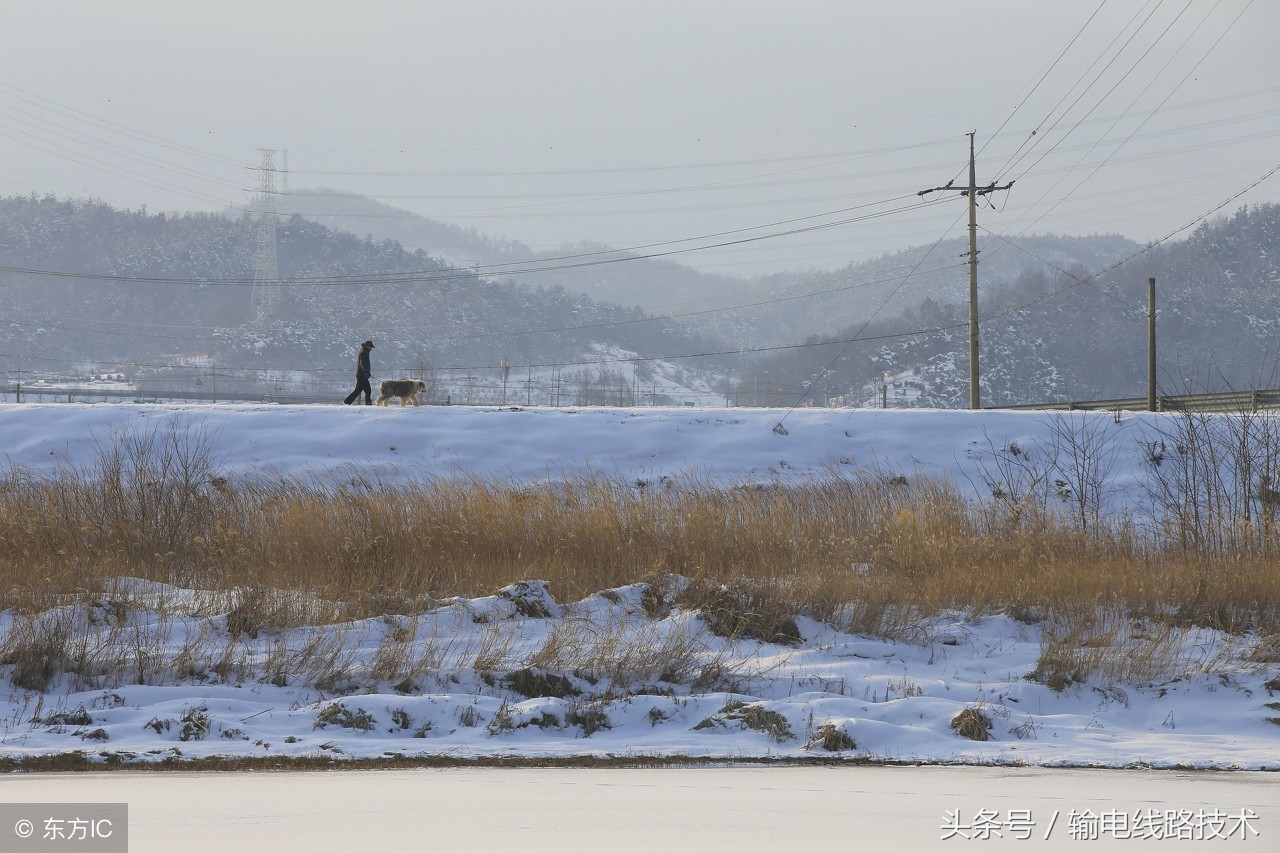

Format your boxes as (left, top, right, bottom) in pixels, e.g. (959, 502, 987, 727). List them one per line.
(0, 402, 1115, 490)
(1, 403, 1278, 769)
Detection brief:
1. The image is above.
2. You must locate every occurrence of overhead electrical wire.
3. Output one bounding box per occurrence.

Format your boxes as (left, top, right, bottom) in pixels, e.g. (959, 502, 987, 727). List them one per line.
(996, 0, 1168, 181)
(982, 161, 1280, 325)
(0, 123, 231, 208)
(270, 116, 1280, 237)
(282, 139, 959, 179)
(0, 194, 952, 286)
(0, 81, 244, 168)
(977, 0, 1111, 160)
(0, 101, 244, 194)
(993, 0, 1251, 243)
(773, 205, 972, 427)
(9, 88, 1266, 290)
(972, 0, 1258, 311)
(997, 0, 1198, 222)
(18, 258, 972, 351)
(0, 95, 246, 209)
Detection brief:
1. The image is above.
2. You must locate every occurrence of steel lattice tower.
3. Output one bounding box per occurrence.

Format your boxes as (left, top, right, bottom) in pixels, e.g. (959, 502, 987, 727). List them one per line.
(251, 148, 280, 318)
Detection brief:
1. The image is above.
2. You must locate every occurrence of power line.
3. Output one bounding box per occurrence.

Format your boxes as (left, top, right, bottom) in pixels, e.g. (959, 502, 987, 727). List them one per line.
(993, 0, 1251, 243)
(978, 0, 1111, 160)
(996, 0, 1168, 181)
(282, 138, 959, 179)
(0, 194, 951, 286)
(773, 207, 970, 430)
(0, 81, 243, 168)
(982, 161, 1280, 323)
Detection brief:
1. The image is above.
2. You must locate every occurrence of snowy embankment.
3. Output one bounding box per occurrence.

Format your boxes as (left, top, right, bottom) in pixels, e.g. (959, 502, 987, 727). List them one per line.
(3, 576, 1273, 768)
(1, 403, 1277, 768)
(0, 402, 1131, 492)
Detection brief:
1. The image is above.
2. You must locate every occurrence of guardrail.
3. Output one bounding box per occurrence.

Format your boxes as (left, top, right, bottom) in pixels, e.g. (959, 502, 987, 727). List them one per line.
(1, 386, 324, 405)
(0, 385, 451, 406)
(6, 384, 1280, 414)
(999, 389, 1280, 414)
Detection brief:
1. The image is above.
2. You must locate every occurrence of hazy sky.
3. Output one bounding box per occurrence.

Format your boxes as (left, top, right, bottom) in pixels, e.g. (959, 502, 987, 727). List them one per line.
(4, 0, 1278, 276)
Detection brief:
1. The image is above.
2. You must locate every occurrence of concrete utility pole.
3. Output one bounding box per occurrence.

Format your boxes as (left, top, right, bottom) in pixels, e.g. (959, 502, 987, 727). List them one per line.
(918, 133, 1014, 409)
(1148, 277, 1157, 412)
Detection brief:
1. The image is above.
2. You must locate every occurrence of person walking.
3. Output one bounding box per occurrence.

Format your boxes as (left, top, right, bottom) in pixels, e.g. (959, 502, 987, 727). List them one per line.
(343, 340, 375, 405)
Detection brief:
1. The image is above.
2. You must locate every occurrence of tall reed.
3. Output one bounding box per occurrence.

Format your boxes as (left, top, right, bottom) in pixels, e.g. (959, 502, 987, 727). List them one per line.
(1, 418, 1277, 634)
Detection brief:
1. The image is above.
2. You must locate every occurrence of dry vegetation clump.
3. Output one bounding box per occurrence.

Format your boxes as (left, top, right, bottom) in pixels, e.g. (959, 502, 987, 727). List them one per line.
(1031, 605, 1257, 691)
(313, 702, 376, 731)
(0, 610, 76, 691)
(497, 668, 581, 699)
(679, 581, 804, 645)
(694, 700, 794, 743)
(564, 701, 612, 737)
(950, 707, 993, 741)
(807, 722, 856, 752)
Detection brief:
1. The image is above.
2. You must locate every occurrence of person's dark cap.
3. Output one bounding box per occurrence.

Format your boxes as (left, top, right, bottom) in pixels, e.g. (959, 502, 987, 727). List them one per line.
(363, 340, 375, 348)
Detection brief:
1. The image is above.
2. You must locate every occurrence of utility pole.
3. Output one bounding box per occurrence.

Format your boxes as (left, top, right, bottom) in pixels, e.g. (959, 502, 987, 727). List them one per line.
(1148, 277, 1157, 412)
(918, 133, 1014, 409)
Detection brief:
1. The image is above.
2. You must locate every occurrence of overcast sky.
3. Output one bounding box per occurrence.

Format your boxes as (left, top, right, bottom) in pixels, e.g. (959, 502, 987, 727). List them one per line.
(4, 0, 1278, 276)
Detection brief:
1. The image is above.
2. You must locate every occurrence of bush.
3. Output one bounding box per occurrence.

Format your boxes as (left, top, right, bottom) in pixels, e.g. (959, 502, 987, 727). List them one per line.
(502, 668, 580, 699)
(951, 707, 993, 741)
(314, 703, 376, 731)
(809, 723, 856, 752)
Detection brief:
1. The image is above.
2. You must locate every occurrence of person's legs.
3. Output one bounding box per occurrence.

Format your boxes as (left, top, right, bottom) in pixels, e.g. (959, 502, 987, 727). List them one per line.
(344, 376, 364, 405)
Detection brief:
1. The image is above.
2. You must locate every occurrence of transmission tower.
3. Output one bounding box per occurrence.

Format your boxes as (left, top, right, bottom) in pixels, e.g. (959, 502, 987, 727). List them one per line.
(251, 148, 280, 319)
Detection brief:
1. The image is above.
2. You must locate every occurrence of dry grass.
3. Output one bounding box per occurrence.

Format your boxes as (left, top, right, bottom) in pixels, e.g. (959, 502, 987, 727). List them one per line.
(1029, 608, 1243, 691)
(950, 706, 994, 741)
(2, 419, 1280, 694)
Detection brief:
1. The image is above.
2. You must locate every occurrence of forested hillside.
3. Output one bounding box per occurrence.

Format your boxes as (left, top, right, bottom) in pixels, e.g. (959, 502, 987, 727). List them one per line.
(5, 193, 1273, 409)
(735, 204, 1280, 407)
(0, 195, 728, 402)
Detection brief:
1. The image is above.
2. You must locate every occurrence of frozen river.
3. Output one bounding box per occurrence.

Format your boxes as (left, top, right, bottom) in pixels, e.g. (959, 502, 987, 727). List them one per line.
(1, 765, 1276, 851)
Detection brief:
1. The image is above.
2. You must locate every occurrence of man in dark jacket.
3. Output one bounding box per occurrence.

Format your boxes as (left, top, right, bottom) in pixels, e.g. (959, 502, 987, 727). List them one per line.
(343, 340, 375, 405)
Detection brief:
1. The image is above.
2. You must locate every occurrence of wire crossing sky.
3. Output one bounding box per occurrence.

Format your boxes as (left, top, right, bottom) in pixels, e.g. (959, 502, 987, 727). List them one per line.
(2, 0, 1277, 275)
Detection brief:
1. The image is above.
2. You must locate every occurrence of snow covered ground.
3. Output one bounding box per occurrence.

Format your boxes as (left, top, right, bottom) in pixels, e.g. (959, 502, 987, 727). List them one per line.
(1, 402, 1277, 769)
(0, 402, 1147, 498)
